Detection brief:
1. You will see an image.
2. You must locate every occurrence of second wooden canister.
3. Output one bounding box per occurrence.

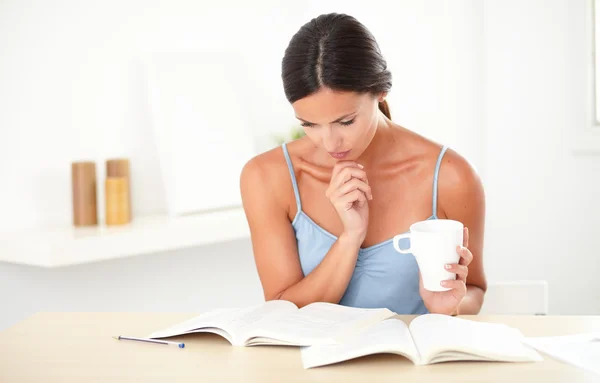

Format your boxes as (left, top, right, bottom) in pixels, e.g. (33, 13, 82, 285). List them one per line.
(105, 177, 130, 225)
(106, 158, 132, 220)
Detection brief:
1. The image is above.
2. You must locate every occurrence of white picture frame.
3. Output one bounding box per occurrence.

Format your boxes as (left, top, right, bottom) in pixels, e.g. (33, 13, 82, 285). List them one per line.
(142, 51, 257, 216)
(594, 0, 600, 124)
(573, 0, 600, 154)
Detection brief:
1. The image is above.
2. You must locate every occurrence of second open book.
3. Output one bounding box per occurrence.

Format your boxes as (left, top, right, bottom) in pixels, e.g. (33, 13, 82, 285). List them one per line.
(301, 313, 543, 368)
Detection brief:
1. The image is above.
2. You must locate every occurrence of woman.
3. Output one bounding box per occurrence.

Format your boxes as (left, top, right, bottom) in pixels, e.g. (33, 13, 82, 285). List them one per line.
(240, 13, 487, 315)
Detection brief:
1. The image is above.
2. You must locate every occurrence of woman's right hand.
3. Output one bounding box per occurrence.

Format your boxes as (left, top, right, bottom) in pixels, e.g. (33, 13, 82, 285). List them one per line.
(325, 161, 372, 244)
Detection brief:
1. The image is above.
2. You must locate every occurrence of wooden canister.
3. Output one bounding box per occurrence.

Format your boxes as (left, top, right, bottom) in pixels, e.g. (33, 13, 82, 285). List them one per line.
(106, 158, 132, 219)
(71, 161, 98, 226)
(105, 177, 130, 225)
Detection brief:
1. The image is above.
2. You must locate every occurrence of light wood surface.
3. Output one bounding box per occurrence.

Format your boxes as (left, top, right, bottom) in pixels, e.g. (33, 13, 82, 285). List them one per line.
(1, 313, 599, 382)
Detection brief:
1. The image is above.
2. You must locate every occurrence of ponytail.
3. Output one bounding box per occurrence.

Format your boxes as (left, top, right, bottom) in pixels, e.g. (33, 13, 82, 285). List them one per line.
(378, 99, 391, 120)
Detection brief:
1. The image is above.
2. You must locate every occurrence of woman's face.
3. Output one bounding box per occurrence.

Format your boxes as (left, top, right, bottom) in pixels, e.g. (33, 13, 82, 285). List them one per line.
(291, 87, 384, 161)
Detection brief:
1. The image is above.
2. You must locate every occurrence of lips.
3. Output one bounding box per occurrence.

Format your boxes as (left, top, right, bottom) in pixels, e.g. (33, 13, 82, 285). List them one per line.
(328, 150, 351, 159)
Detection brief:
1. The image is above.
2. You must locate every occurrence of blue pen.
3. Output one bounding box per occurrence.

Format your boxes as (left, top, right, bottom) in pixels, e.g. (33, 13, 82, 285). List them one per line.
(113, 335, 185, 348)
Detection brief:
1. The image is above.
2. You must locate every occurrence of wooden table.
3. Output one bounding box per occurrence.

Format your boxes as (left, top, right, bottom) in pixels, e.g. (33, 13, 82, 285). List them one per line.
(1, 313, 599, 382)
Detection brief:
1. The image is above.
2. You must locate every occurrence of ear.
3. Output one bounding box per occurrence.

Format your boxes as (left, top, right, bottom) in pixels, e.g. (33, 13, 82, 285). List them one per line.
(378, 92, 388, 103)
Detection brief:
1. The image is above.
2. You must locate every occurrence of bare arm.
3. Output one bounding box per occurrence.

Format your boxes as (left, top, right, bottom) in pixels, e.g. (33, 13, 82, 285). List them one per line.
(279, 234, 361, 307)
(439, 152, 488, 314)
(240, 156, 366, 308)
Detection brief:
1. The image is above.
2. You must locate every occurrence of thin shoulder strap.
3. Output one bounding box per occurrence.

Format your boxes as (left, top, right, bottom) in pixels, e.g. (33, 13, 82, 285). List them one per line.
(432, 145, 449, 217)
(281, 143, 302, 212)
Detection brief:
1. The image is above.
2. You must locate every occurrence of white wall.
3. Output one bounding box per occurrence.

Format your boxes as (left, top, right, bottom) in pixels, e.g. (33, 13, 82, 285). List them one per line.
(0, 238, 264, 331)
(0, 0, 484, 231)
(482, 0, 600, 315)
(0, 0, 598, 331)
(0, 0, 296, 230)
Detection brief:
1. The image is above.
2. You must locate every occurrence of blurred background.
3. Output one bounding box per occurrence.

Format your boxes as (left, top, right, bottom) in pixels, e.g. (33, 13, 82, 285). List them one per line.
(0, 0, 599, 331)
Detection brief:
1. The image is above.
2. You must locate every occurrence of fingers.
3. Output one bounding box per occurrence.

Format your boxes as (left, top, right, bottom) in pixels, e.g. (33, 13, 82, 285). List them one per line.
(327, 162, 370, 212)
(326, 167, 369, 200)
(456, 245, 473, 266)
(463, 227, 469, 247)
(336, 189, 367, 211)
(335, 178, 373, 200)
(440, 279, 466, 296)
(445, 263, 468, 281)
(331, 161, 363, 182)
(331, 166, 368, 191)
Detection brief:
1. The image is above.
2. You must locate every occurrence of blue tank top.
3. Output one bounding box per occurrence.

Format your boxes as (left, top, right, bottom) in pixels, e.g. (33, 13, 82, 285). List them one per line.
(281, 143, 449, 315)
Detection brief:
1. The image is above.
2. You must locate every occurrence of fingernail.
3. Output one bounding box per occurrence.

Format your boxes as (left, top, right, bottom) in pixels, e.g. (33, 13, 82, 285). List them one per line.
(440, 281, 447, 286)
(445, 264, 451, 270)
(357, 164, 364, 169)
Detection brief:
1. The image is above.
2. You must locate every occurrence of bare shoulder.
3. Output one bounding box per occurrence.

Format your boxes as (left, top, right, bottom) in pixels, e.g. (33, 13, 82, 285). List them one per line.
(437, 147, 485, 218)
(240, 144, 295, 215)
(437, 147, 484, 195)
(391, 125, 484, 214)
(240, 145, 286, 186)
(388, 125, 449, 167)
(394, 125, 482, 192)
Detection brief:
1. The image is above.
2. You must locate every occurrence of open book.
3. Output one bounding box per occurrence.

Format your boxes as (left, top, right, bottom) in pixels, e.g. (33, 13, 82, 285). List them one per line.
(147, 300, 395, 347)
(523, 332, 600, 375)
(301, 314, 543, 368)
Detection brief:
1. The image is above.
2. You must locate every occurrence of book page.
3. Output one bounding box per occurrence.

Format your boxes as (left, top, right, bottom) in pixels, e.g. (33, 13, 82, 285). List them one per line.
(247, 302, 395, 346)
(523, 333, 600, 375)
(147, 300, 298, 345)
(409, 314, 543, 364)
(300, 318, 420, 369)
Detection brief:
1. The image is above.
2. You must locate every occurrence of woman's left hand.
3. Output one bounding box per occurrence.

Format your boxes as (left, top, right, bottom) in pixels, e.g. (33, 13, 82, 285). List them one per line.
(419, 227, 473, 315)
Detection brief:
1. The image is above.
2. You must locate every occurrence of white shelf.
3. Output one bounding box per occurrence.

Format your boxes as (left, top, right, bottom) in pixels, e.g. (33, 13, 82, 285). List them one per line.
(0, 207, 250, 268)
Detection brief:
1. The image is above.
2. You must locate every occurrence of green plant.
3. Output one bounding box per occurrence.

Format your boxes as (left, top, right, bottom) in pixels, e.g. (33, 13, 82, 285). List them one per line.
(273, 125, 306, 145)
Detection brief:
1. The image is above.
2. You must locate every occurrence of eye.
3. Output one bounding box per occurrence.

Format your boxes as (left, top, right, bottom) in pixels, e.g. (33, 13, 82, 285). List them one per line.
(300, 122, 315, 128)
(339, 118, 356, 126)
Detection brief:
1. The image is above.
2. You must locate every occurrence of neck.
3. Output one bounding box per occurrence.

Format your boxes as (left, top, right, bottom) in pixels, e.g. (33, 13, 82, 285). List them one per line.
(355, 112, 395, 167)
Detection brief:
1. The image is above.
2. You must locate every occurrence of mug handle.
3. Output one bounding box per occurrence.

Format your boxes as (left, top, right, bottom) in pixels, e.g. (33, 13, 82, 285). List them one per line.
(393, 233, 412, 254)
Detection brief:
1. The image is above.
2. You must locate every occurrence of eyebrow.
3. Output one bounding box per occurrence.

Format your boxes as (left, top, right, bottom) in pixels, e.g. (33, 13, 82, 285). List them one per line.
(296, 112, 356, 125)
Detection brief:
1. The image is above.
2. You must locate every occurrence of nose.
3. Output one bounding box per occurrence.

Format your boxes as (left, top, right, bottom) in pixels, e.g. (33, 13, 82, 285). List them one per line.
(322, 127, 342, 152)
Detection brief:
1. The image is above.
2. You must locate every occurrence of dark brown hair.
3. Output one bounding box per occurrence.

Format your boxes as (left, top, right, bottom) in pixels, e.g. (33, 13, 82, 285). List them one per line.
(281, 13, 392, 119)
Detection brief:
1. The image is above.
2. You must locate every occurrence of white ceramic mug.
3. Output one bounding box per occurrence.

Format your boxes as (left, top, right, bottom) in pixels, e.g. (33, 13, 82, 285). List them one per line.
(393, 219, 464, 292)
